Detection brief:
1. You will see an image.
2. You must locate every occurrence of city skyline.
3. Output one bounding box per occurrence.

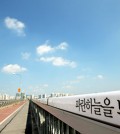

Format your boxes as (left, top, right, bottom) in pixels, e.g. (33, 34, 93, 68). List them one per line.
(0, 0, 120, 95)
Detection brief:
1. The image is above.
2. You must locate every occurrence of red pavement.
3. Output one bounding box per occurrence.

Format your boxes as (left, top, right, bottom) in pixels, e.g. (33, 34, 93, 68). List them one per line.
(0, 101, 26, 124)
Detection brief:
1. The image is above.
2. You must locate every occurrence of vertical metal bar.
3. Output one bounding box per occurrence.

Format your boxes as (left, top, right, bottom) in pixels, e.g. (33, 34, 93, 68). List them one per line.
(50, 115, 53, 134)
(45, 111, 49, 134)
(52, 116, 55, 134)
(54, 117, 56, 134)
(40, 109, 44, 134)
(65, 124, 69, 134)
(69, 127, 76, 134)
(37, 109, 41, 134)
(60, 121, 64, 134)
(48, 113, 50, 134)
(48, 113, 51, 134)
(54, 117, 57, 134)
(57, 119, 60, 134)
(39, 110, 42, 134)
(43, 110, 45, 134)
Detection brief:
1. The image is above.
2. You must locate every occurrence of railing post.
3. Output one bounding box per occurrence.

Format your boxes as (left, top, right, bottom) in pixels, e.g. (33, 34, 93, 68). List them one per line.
(48, 114, 51, 133)
(40, 109, 45, 134)
(45, 111, 49, 134)
(49, 114, 52, 134)
(37, 107, 41, 134)
(55, 117, 57, 134)
(57, 119, 60, 134)
(69, 127, 76, 134)
(52, 116, 55, 134)
(65, 125, 69, 134)
(60, 121, 64, 134)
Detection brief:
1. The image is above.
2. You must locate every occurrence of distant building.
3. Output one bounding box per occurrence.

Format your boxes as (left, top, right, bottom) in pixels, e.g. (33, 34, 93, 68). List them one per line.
(16, 92, 26, 100)
(21, 93, 26, 100)
(26, 94, 34, 100)
(42, 94, 46, 98)
(4, 94, 10, 100)
(9, 96, 15, 100)
(0, 93, 15, 100)
(38, 95, 42, 99)
(26, 95, 31, 99)
(16, 93, 21, 100)
(34, 95, 38, 99)
(0, 93, 3, 100)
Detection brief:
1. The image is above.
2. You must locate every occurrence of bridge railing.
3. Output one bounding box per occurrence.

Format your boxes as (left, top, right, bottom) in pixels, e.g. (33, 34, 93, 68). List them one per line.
(30, 100, 80, 134)
(0, 100, 21, 108)
(30, 91, 120, 134)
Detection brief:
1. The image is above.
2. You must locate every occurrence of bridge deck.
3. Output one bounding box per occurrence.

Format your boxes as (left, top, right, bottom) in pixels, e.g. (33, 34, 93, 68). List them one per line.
(0, 101, 29, 134)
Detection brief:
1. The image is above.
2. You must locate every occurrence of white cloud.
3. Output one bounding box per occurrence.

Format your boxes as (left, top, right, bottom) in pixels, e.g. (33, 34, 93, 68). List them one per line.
(21, 52, 31, 60)
(39, 56, 77, 68)
(37, 44, 54, 55)
(36, 41, 77, 68)
(57, 42, 68, 50)
(4, 17, 25, 36)
(36, 41, 68, 55)
(96, 75, 104, 79)
(2, 64, 27, 74)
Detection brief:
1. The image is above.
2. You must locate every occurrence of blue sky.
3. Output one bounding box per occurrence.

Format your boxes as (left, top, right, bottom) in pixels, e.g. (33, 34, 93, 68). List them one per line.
(0, 0, 120, 96)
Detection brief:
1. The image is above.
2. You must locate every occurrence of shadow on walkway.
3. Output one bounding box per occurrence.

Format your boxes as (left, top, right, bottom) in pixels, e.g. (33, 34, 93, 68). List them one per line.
(25, 102, 32, 134)
(25, 101, 39, 134)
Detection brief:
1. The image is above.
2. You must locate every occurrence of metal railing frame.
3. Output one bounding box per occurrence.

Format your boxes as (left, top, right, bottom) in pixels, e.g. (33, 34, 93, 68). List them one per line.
(30, 100, 120, 134)
(0, 100, 22, 108)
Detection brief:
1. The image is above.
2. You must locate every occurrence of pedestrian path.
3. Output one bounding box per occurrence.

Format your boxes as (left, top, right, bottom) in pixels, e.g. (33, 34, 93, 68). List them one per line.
(0, 101, 29, 134)
(0, 101, 26, 125)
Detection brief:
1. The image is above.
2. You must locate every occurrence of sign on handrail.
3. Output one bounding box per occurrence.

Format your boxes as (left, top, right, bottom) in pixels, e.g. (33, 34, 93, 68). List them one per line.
(43, 91, 120, 127)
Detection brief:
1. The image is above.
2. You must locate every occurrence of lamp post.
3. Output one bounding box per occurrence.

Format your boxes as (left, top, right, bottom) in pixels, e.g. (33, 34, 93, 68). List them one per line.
(12, 73, 22, 93)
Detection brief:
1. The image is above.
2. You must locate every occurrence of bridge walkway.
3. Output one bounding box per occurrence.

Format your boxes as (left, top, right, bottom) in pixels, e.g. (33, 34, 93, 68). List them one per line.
(0, 101, 30, 134)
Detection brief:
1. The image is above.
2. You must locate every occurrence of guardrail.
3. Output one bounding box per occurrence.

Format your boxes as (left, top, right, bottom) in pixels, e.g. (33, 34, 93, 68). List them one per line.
(30, 91, 120, 134)
(0, 100, 21, 108)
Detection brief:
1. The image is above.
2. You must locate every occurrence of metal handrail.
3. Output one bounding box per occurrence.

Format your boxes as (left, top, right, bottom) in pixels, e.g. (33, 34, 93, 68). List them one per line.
(31, 100, 120, 134)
